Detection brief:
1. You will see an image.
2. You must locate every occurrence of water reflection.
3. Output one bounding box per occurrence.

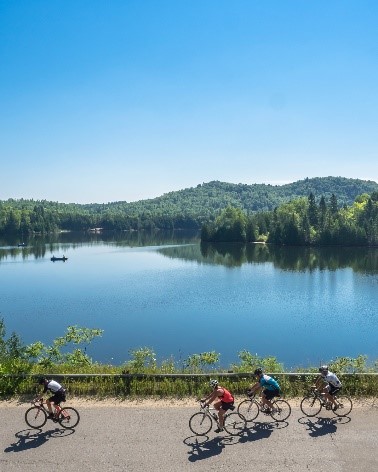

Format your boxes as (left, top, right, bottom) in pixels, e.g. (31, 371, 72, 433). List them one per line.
(0, 230, 199, 262)
(159, 242, 378, 274)
(1, 232, 377, 274)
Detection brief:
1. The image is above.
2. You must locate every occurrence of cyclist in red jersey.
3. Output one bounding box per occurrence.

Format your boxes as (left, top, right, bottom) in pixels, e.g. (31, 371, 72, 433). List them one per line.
(201, 379, 235, 432)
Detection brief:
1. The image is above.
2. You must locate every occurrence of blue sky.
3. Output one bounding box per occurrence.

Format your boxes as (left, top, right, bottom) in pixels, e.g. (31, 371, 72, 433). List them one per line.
(1, 0, 377, 203)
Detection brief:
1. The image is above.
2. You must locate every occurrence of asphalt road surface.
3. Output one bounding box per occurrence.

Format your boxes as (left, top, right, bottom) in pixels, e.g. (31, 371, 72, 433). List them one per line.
(1, 401, 377, 472)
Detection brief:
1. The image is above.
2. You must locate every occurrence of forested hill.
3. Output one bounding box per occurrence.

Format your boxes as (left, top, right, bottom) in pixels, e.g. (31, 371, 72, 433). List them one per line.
(1, 176, 378, 234)
(114, 176, 378, 216)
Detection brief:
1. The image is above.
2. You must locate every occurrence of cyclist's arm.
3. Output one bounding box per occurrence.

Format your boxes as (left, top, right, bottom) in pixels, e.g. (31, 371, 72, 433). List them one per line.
(314, 376, 324, 390)
(202, 390, 218, 405)
(248, 382, 261, 394)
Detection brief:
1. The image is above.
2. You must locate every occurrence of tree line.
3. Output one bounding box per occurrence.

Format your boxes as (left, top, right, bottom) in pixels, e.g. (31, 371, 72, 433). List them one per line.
(201, 192, 378, 246)
(1, 177, 377, 240)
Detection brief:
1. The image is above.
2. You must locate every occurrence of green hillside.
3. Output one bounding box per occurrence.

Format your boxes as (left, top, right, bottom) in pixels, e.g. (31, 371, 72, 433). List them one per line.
(1, 177, 377, 234)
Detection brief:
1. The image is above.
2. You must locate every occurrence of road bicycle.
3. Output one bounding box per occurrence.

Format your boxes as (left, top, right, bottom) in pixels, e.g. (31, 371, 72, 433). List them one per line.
(237, 392, 291, 422)
(300, 388, 353, 417)
(189, 402, 246, 436)
(25, 398, 80, 429)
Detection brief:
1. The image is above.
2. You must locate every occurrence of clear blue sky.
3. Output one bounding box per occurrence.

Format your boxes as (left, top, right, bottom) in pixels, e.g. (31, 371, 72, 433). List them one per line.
(1, 0, 377, 203)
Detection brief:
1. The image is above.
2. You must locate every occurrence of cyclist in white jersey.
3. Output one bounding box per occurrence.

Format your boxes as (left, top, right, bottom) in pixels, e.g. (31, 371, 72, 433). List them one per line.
(314, 366, 342, 409)
(37, 377, 66, 419)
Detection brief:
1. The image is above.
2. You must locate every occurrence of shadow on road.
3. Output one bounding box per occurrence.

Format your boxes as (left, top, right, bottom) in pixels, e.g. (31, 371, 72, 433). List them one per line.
(298, 416, 351, 437)
(184, 434, 240, 462)
(239, 419, 288, 443)
(4, 427, 75, 453)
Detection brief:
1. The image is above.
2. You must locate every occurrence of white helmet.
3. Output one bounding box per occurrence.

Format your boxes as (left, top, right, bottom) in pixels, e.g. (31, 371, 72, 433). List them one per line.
(209, 379, 218, 388)
(319, 365, 328, 373)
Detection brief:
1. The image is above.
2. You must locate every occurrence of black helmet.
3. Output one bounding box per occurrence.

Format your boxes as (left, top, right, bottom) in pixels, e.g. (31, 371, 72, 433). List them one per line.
(253, 368, 263, 376)
(37, 377, 46, 385)
(319, 365, 328, 374)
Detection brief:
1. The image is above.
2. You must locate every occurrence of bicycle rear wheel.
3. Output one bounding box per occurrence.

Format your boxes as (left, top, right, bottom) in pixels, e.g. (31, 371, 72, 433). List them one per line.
(223, 412, 246, 436)
(58, 407, 80, 428)
(332, 395, 353, 417)
(189, 412, 212, 435)
(270, 399, 291, 421)
(237, 399, 259, 422)
(25, 406, 47, 429)
(300, 395, 322, 417)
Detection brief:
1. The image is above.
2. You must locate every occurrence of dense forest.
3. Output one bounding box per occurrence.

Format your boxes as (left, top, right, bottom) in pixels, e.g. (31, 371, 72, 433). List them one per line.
(1, 177, 377, 237)
(201, 191, 378, 246)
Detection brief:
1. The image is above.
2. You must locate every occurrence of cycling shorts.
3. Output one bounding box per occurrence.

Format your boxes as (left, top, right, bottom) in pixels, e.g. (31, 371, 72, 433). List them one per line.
(326, 384, 341, 396)
(220, 401, 235, 411)
(263, 388, 280, 400)
(48, 389, 66, 405)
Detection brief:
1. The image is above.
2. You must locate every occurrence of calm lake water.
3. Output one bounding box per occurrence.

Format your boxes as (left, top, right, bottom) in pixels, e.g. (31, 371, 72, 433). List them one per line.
(1, 232, 377, 369)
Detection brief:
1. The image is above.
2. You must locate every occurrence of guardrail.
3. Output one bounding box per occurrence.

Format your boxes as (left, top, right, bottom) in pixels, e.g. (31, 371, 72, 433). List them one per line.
(2, 372, 378, 379)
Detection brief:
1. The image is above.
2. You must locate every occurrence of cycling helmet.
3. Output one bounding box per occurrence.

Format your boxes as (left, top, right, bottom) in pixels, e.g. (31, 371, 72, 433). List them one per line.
(253, 368, 263, 376)
(209, 379, 218, 388)
(319, 365, 328, 373)
(37, 377, 46, 385)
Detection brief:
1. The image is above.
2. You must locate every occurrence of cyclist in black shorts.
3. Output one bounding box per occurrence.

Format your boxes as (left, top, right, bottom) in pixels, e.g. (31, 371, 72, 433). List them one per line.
(313, 366, 342, 409)
(37, 377, 66, 419)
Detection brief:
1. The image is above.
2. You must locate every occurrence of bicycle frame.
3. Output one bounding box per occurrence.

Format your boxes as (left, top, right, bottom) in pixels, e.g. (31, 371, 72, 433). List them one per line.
(32, 398, 67, 418)
(201, 402, 221, 424)
(309, 389, 336, 408)
(238, 393, 291, 422)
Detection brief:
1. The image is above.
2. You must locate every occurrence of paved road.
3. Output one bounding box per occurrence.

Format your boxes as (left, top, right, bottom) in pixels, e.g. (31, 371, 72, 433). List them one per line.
(0, 402, 377, 471)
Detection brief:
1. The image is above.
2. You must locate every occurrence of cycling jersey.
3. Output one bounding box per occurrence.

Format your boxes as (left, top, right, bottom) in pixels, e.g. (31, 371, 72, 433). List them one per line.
(259, 374, 280, 391)
(218, 386, 234, 403)
(44, 380, 64, 393)
(321, 371, 342, 388)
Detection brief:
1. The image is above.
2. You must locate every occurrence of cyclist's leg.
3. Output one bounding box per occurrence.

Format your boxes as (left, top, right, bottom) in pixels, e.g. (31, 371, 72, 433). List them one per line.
(218, 402, 233, 428)
(46, 396, 55, 415)
(322, 384, 335, 405)
(212, 400, 221, 423)
(262, 389, 275, 409)
(328, 385, 341, 407)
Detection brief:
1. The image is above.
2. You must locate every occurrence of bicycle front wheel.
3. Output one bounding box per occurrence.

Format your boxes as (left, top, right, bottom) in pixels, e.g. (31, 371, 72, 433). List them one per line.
(300, 396, 322, 417)
(333, 395, 353, 417)
(58, 407, 80, 428)
(237, 399, 259, 422)
(25, 406, 47, 429)
(223, 412, 246, 436)
(189, 412, 212, 435)
(270, 399, 291, 422)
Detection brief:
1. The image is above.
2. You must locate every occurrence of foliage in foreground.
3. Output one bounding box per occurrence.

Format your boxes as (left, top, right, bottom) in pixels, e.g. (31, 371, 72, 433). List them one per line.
(1, 320, 377, 398)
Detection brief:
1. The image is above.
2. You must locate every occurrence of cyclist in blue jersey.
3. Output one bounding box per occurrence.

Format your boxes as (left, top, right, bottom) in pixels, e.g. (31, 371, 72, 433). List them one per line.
(248, 368, 281, 413)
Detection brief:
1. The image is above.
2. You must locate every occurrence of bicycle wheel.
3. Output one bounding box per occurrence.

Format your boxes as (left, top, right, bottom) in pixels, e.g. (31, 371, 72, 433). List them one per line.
(58, 407, 80, 428)
(223, 412, 246, 436)
(25, 406, 47, 429)
(300, 395, 322, 417)
(332, 395, 353, 417)
(270, 399, 291, 421)
(189, 412, 212, 435)
(237, 399, 259, 422)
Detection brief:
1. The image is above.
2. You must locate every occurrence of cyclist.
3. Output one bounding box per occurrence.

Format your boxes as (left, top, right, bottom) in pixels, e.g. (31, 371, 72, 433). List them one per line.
(313, 365, 342, 409)
(248, 368, 281, 413)
(201, 379, 235, 433)
(37, 377, 66, 419)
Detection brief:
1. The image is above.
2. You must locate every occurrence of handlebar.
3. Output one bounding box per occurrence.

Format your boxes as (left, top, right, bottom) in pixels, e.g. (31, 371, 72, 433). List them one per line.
(32, 397, 44, 405)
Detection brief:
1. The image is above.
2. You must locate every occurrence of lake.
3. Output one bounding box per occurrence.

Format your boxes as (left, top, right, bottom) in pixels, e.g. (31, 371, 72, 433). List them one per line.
(1, 232, 377, 369)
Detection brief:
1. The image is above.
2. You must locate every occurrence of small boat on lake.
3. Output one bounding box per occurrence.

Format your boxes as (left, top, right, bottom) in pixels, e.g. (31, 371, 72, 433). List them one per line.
(18, 243, 26, 247)
(51, 255, 68, 262)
